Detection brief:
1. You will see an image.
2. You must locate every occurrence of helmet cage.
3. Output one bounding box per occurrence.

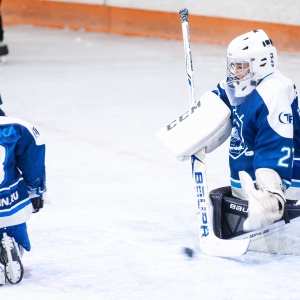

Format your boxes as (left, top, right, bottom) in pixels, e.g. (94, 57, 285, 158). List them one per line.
(224, 58, 256, 105)
(226, 58, 253, 87)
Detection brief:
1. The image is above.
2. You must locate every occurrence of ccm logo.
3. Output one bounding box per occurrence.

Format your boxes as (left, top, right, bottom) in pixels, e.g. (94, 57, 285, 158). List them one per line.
(167, 100, 200, 130)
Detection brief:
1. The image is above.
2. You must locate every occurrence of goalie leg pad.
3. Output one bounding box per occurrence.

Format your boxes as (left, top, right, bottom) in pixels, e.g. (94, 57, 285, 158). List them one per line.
(209, 187, 300, 240)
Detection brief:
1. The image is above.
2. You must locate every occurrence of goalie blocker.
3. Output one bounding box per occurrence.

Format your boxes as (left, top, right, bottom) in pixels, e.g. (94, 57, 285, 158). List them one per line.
(210, 186, 300, 239)
(156, 91, 231, 161)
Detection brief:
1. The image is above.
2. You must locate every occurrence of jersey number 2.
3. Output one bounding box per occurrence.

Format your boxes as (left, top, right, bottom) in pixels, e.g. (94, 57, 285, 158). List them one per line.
(278, 147, 292, 168)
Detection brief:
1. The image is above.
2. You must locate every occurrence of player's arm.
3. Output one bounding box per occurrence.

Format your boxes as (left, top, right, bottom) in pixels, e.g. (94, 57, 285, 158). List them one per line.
(15, 122, 46, 211)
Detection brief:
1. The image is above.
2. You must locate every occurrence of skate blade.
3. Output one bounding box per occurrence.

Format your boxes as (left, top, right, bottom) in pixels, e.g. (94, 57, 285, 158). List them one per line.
(6, 261, 23, 284)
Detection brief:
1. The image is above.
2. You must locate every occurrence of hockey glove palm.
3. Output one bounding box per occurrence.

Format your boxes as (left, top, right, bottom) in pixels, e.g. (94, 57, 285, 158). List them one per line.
(239, 168, 285, 232)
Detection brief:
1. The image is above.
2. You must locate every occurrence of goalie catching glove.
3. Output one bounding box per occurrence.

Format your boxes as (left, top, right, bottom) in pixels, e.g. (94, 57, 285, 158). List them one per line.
(239, 168, 286, 232)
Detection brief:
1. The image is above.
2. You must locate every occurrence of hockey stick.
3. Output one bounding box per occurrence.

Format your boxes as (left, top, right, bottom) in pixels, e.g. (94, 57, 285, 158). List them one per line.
(179, 8, 196, 107)
(234, 215, 300, 255)
(179, 8, 250, 257)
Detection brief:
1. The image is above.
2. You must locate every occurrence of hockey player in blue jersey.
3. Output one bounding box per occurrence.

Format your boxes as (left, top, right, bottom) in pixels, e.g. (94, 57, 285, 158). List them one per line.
(157, 27, 300, 254)
(0, 115, 46, 285)
(210, 29, 300, 232)
(158, 28, 300, 238)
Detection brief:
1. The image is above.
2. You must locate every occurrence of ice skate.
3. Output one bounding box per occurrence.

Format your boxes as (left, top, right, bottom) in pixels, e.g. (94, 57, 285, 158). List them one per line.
(0, 263, 5, 286)
(1, 233, 24, 284)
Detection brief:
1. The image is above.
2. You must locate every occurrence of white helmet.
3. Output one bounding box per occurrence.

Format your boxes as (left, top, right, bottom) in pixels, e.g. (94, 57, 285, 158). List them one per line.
(224, 29, 277, 105)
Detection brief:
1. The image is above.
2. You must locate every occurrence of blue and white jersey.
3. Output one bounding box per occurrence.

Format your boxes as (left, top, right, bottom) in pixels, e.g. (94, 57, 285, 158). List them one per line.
(214, 70, 300, 200)
(0, 117, 46, 227)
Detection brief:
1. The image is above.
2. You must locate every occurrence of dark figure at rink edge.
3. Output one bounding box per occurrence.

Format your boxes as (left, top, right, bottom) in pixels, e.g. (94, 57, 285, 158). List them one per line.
(0, 0, 9, 59)
(0, 96, 46, 285)
(211, 29, 300, 232)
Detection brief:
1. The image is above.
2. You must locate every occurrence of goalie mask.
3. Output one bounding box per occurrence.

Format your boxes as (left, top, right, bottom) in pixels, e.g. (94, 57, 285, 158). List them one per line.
(224, 29, 277, 105)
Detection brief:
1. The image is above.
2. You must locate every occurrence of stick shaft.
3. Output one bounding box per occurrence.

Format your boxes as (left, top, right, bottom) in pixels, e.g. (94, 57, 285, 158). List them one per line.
(179, 8, 196, 107)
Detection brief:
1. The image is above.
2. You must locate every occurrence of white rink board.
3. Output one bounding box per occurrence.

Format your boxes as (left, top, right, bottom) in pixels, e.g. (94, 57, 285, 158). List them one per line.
(46, 0, 300, 26)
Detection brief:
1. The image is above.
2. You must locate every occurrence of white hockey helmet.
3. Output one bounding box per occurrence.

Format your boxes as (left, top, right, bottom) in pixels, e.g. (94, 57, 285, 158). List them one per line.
(224, 29, 277, 105)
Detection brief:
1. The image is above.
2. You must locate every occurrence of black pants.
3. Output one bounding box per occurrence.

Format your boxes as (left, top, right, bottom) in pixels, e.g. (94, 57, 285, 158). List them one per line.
(0, 0, 3, 42)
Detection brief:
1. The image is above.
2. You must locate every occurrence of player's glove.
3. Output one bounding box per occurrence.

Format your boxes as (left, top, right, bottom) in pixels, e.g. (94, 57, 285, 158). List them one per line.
(239, 168, 285, 232)
(31, 195, 44, 213)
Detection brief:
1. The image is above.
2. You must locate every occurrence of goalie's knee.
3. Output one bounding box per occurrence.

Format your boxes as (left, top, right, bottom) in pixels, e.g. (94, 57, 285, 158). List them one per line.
(209, 186, 248, 239)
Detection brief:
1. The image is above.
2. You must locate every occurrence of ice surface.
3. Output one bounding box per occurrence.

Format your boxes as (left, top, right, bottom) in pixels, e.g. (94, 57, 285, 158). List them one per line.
(0, 25, 300, 299)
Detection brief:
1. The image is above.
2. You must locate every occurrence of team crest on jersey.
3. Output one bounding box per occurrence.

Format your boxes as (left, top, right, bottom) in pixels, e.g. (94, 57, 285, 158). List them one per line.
(229, 109, 248, 159)
(279, 112, 293, 124)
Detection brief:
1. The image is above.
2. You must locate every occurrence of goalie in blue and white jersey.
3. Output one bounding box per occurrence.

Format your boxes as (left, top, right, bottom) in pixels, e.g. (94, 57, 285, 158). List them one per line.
(0, 115, 46, 285)
(157, 27, 300, 250)
(212, 29, 300, 232)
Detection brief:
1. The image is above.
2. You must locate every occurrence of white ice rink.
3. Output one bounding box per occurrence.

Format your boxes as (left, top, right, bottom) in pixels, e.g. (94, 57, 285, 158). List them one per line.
(1, 25, 300, 299)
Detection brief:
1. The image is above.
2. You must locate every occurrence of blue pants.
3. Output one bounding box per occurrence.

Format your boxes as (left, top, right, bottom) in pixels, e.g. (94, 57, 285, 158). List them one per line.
(0, 223, 31, 251)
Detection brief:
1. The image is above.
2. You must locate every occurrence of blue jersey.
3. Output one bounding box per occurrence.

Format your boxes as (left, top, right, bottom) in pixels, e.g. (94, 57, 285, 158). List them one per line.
(214, 70, 300, 200)
(0, 117, 46, 228)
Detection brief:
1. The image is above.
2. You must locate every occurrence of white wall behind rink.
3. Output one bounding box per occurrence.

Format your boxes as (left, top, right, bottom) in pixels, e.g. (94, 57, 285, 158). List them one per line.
(47, 0, 300, 26)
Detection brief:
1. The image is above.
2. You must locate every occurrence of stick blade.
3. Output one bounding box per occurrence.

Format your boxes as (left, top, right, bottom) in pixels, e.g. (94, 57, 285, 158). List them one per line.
(200, 236, 250, 257)
(247, 217, 300, 255)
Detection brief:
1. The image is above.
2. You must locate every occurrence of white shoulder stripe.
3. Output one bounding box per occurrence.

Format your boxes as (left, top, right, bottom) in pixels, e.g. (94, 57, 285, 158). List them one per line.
(256, 71, 293, 139)
(0, 116, 44, 146)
